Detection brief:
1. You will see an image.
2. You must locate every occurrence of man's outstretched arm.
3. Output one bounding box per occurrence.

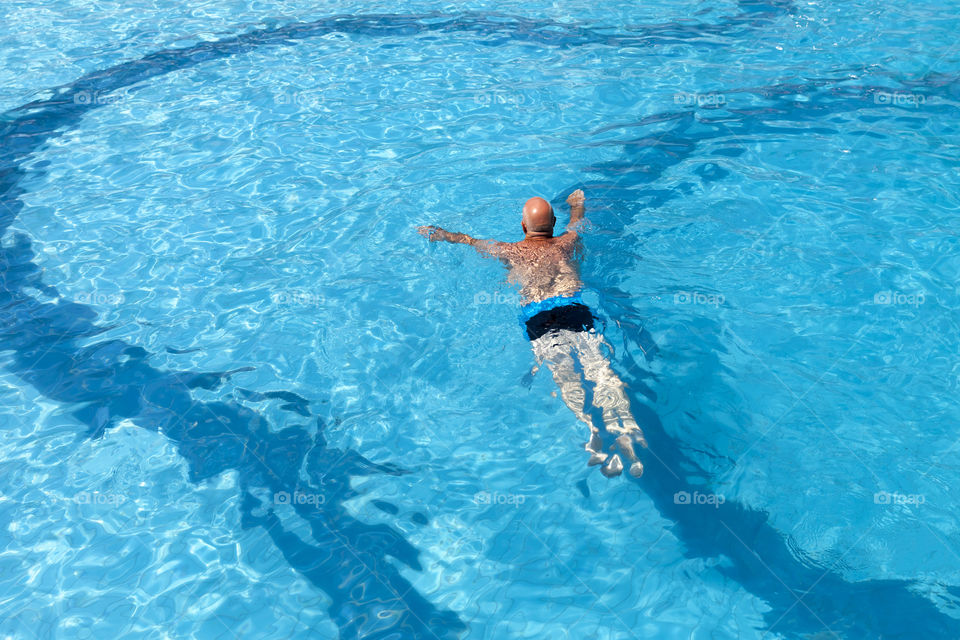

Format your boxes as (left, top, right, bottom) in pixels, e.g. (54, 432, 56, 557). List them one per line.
(417, 225, 504, 256)
(565, 189, 585, 233)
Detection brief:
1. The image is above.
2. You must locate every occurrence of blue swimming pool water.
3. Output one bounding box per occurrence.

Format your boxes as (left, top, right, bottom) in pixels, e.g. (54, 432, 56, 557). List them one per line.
(1, 0, 959, 638)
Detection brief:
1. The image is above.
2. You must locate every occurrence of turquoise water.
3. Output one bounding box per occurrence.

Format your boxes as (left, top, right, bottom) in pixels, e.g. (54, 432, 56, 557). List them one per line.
(1, 0, 959, 638)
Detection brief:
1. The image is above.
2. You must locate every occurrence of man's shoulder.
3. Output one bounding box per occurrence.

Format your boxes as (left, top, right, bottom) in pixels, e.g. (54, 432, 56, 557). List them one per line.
(491, 239, 524, 253)
(549, 232, 580, 248)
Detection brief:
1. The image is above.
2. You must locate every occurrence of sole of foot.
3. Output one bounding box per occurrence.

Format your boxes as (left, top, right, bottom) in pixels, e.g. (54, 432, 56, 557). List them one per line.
(601, 454, 623, 478)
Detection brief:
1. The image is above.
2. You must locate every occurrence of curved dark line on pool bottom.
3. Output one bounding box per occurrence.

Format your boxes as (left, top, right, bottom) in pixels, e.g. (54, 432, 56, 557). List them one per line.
(3, 6, 960, 640)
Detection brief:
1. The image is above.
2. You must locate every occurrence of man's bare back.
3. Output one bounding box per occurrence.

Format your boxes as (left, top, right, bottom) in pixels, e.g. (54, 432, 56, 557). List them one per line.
(498, 235, 583, 304)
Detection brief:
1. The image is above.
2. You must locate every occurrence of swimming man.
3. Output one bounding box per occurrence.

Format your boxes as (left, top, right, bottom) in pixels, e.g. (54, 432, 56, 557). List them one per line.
(418, 190, 646, 478)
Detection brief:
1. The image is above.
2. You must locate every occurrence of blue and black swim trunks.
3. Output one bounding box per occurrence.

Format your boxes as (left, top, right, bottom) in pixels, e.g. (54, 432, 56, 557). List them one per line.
(520, 293, 595, 341)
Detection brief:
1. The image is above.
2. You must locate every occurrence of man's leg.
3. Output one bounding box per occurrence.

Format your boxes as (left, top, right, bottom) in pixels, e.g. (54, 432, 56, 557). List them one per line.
(531, 332, 610, 469)
(574, 331, 647, 477)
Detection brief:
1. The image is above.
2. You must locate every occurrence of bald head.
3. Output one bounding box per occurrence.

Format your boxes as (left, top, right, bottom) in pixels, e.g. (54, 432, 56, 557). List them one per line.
(521, 197, 555, 238)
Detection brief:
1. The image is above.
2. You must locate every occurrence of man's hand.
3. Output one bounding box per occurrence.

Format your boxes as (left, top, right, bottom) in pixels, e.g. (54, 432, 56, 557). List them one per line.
(418, 225, 445, 241)
(566, 189, 585, 232)
(566, 189, 584, 208)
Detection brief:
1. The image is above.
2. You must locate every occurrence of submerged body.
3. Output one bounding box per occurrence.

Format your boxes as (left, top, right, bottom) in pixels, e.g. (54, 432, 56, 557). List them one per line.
(419, 191, 646, 477)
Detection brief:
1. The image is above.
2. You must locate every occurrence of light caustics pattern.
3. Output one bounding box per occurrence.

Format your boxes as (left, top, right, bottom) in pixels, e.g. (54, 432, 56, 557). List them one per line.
(2, 3, 960, 639)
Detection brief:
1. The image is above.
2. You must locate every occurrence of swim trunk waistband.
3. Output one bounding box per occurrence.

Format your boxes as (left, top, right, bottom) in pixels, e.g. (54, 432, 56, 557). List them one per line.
(519, 292, 585, 321)
(522, 295, 595, 341)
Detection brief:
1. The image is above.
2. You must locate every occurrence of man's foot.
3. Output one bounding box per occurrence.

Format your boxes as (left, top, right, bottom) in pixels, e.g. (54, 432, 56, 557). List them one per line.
(614, 434, 645, 478)
(601, 454, 623, 478)
(585, 433, 607, 466)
